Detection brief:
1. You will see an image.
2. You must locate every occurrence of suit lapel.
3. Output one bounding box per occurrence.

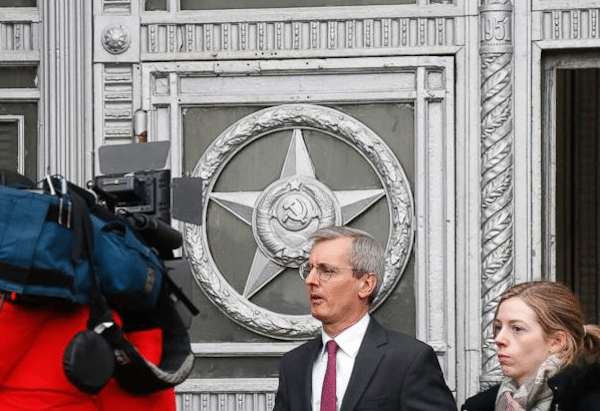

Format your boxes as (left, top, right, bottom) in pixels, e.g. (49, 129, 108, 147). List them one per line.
(340, 318, 388, 411)
(300, 337, 323, 411)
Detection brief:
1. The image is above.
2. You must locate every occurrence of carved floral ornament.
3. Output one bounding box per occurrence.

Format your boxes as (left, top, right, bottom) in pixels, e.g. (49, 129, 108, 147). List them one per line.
(184, 104, 414, 339)
(101, 25, 131, 54)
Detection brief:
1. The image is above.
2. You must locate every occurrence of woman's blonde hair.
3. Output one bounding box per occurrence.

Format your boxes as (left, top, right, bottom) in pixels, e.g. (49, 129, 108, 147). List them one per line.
(496, 281, 600, 366)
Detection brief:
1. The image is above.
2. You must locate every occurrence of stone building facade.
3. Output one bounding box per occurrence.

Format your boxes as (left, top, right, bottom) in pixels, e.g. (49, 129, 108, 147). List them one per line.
(1, 0, 600, 408)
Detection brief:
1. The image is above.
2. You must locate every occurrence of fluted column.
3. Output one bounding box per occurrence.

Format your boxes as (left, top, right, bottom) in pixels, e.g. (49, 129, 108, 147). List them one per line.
(479, 0, 515, 388)
(41, 0, 93, 185)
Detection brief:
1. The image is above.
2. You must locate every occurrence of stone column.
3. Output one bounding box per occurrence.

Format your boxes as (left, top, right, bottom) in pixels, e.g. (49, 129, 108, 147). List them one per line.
(41, 0, 93, 185)
(479, 0, 514, 388)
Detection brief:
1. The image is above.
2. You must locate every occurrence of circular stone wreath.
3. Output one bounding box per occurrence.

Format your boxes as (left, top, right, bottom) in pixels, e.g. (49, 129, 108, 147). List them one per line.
(184, 103, 414, 340)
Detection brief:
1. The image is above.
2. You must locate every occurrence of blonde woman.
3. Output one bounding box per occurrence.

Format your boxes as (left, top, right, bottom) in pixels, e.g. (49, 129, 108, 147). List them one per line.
(462, 280, 600, 411)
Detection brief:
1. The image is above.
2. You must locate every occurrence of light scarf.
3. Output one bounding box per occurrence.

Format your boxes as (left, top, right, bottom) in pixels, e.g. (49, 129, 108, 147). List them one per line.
(495, 354, 562, 411)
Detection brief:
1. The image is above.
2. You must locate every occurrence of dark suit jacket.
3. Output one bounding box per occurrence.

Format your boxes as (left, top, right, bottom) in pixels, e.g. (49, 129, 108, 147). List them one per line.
(461, 363, 600, 411)
(273, 318, 456, 411)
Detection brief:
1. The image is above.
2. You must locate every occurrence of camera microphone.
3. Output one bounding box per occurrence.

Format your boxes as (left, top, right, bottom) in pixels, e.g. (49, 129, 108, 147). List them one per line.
(124, 213, 183, 258)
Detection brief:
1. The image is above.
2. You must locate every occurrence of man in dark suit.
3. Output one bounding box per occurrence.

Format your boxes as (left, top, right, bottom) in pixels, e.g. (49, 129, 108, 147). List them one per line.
(273, 226, 456, 411)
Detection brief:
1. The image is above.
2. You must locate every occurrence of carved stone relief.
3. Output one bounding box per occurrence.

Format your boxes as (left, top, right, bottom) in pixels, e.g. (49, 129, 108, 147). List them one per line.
(102, 26, 132, 54)
(102, 0, 132, 14)
(540, 8, 600, 41)
(479, 0, 514, 387)
(0, 21, 35, 52)
(184, 104, 414, 339)
(101, 65, 134, 141)
(141, 14, 457, 58)
(176, 383, 276, 411)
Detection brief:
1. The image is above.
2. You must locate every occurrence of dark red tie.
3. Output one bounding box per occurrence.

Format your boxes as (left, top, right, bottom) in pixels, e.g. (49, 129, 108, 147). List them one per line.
(321, 340, 339, 411)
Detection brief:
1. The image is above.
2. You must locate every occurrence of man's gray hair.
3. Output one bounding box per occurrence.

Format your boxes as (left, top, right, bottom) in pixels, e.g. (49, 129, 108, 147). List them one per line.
(307, 225, 384, 303)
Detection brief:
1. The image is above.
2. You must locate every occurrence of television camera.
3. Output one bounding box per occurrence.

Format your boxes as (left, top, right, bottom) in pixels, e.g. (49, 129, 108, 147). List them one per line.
(92, 141, 203, 325)
(92, 141, 202, 259)
(93, 168, 180, 260)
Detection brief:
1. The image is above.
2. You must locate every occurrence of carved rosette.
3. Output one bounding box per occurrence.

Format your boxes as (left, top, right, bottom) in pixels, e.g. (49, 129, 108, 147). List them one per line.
(479, 1, 514, 386)
(184, 104, 414, 339)
(102, 26, 131, 54)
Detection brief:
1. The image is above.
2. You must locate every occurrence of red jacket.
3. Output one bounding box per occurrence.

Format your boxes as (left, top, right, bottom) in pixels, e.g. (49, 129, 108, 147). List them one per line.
(0, 300, 176, 411)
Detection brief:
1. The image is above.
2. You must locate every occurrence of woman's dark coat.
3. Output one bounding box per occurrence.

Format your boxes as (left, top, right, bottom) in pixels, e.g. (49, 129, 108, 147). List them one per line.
(461, 363, 600, 411)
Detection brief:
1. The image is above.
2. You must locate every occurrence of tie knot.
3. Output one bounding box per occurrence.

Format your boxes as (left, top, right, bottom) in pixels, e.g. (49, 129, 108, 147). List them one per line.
(326, 340, 338, 355)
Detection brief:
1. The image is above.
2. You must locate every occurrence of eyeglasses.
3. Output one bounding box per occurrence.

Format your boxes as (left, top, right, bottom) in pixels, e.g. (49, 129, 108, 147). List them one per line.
(298, 261, 355, 281)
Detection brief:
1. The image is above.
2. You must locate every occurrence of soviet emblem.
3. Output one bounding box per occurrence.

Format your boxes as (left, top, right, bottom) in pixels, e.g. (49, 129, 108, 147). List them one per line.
(253, 174, 340, 268)
(185, 104, 414, 339)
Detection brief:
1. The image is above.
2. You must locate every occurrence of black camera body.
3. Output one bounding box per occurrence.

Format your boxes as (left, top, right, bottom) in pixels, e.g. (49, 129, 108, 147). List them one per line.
(94, 169, 171, 224)
(92, 169, 182, 260)
(93, 142, 202, 262)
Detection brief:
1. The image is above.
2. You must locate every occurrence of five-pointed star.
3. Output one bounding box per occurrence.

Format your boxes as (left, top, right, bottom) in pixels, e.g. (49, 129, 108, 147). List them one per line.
(209, 129, 385, 299)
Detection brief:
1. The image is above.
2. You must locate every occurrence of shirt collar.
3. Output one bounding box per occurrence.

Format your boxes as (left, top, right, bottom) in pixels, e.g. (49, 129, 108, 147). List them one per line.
(321, 314, 370, 358)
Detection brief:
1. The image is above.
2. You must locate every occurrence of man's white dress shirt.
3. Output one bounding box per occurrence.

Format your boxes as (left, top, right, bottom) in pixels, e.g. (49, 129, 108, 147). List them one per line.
(311, 314, 370, 411)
